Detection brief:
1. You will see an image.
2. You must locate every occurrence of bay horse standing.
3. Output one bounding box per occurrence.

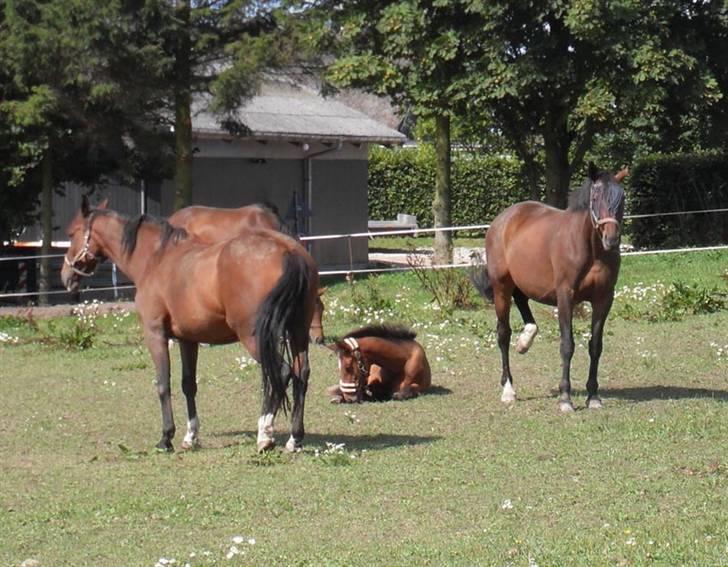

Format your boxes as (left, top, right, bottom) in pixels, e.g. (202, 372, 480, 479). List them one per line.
(472, 164, 626, 412)
(168, 204, 326, 344)
(327, 324, 431, 403)
(61, 196, 319, 452)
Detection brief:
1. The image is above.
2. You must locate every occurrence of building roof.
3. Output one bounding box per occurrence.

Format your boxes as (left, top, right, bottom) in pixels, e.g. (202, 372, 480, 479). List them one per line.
(192, 76, 406, 145)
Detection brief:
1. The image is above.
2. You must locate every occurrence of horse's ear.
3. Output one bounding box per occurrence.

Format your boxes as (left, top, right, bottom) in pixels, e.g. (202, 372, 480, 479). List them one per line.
(614, 167, 629, 183)
(81, 195, 91, 217)
(98, 198, 109, 210)
(588, 161, 599, 181)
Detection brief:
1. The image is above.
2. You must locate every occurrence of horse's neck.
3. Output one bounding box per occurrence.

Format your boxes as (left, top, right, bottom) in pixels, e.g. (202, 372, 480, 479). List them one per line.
(93, 216, 153, 283)
(360, 338, 407, 368)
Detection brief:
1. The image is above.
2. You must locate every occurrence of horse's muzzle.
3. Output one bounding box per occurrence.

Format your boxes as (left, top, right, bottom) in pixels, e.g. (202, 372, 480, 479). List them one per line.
(60, 264, 79, 292)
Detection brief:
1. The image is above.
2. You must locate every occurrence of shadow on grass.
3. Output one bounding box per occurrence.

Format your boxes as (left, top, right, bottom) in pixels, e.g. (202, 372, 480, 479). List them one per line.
(423, 385, 453, 396)
(212, 430, 441, 451)
(600, 385, 728, 402)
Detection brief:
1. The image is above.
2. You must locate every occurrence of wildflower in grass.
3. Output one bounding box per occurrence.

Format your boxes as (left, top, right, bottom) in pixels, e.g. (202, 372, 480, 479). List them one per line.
(501, 499, 514, 510)
(0, 331, 19, 344)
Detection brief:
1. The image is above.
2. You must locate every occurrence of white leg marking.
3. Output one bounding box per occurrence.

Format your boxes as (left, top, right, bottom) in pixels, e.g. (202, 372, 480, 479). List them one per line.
(257, 413, 275, 450)
(516, 323, 539, 354)
(181, 417, 200, 449)
(285, 435, 301, 453)
(501, 380, 517, 403)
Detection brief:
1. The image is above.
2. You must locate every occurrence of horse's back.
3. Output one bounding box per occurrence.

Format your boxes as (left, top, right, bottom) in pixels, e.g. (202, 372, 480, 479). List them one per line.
(168, 204, 280, 244)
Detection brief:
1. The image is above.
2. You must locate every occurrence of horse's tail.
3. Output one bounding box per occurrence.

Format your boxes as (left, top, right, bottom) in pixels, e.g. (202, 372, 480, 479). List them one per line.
(469, 256, 494, 302)
(255, 251, 313, 414)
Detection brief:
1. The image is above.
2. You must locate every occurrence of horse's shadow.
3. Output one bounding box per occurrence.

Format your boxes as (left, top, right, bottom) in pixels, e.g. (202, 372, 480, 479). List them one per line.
(212, 430, 441, 451)
(600, 385, 728, 402)
(423, 385, 453, 396)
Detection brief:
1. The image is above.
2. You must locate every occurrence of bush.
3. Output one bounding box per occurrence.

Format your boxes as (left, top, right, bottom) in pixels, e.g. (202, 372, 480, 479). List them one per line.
(368, 145, 530, 228)
(629, 151, 728, 248)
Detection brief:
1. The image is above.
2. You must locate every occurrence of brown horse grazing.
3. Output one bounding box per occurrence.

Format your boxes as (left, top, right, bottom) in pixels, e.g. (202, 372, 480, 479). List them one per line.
(61, 196, 319, 452)
(168, 204, 326, 344)
(472, 163, 626, 412)
(326, 324, 431, 403)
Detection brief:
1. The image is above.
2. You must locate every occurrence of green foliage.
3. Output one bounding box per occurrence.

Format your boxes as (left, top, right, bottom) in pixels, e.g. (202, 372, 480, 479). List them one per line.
(629, 151, 728, 248)
(615, 280, 726, 323)
(368, 145, 529, 227)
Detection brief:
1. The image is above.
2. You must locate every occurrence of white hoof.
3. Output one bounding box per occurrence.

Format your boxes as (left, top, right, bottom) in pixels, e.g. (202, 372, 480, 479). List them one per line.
(257, 439, 276, 453)
(516, 323, 538, 354)
(587, 397, 603, 409)
(284, 436, 302, 453)
(558, 400, 575, 413)
(501, 381, 517, 403)
(180, 438, 200, 451)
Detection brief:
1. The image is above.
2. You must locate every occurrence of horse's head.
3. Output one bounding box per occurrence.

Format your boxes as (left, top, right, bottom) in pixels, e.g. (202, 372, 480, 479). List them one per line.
(328, 337, 367, 403)
(587, 162, 626, 252)
(309, 288, 326, 344)
(61, 195, 108, 292)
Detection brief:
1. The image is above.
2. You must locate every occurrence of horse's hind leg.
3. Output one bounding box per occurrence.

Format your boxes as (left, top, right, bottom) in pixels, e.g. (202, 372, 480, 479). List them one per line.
(513, 288, 538, 354)
(285, 349, 310, 453)
(179, 340, 200, 450)
(494, 290, 516, 402)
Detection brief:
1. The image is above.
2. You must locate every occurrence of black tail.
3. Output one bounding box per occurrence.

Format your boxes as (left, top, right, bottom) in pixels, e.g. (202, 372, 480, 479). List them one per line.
(255, 252, 312, 414)
(469, 260, 494, 302)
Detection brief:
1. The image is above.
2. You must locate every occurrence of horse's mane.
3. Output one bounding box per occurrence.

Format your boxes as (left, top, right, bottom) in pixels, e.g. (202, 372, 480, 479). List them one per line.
(345, 324, 417, 341)
(567, 171, 624, 215)
(121, 213, 188, 257)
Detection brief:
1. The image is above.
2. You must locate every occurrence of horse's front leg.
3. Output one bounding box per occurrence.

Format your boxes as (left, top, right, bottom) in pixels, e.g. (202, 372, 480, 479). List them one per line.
(285, 350, 310, 453)
(556, 290, 576, 413)
(144, 326, 175, 450)
(586, 295, 614, 409)
(179, 340, 201, 449)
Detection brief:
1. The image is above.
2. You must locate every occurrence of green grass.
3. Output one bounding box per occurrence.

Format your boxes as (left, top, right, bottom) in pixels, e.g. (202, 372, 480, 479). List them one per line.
(1, 251, 727, 566)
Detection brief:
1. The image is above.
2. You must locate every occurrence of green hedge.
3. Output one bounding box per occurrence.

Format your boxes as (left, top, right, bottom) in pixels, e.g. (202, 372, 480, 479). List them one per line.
(630, 151, 728, 248)
(368, 145, 530, 228)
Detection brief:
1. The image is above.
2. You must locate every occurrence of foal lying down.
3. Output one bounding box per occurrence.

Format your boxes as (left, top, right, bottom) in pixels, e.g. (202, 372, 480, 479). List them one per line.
(327, 324, 431, 403)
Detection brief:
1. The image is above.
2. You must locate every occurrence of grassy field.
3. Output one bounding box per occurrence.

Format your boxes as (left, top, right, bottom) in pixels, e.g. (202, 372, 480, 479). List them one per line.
(1, 250, 727, 566)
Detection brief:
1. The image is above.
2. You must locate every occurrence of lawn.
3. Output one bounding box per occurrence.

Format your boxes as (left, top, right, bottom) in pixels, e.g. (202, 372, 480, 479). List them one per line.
(1, 250, 726, 566)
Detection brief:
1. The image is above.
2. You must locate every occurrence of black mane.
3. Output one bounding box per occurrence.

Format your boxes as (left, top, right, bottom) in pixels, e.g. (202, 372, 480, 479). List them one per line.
(345, 324, 417, 341)
(567, 170, 624, 215)
(121, 213, 188, 257)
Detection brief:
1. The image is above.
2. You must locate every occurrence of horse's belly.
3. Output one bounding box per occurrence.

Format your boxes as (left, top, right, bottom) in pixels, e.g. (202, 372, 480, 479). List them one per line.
(169, 317, 238, 344)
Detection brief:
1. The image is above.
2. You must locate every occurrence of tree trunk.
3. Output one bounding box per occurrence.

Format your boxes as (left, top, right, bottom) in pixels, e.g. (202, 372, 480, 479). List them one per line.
(433, 114, 452, 264)
(39, 150, 53, 305)
(173, 0, 193, 211)
(543, 126, 572, 209)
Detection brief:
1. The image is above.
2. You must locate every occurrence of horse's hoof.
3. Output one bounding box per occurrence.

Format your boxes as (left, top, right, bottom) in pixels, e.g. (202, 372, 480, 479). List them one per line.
(501, 382, 517, 403)
(155, 440, 174, 452)
(329, 396, 343, 404)
(586, 397, 603, 409)
(181, 439, 201, 451)
(256, 439, 276, 453)
(284, 438, 302, 453)
(558, 401, 575, 413)
(516, 323, 538, 354)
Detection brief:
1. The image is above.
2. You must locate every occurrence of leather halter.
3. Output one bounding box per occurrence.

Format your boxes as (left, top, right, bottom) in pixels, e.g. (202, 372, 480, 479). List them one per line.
(64, 213, 102, 277)
(339, 337, 368, 396)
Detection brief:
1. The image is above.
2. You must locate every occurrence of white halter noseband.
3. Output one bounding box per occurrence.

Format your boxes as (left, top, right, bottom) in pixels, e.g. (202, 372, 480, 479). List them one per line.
(63, 215, 100, 277)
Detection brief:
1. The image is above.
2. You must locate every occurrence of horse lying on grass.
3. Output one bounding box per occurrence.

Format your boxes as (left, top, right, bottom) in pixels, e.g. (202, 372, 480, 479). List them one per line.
(327, 324, 431, 403)
(61, 197, 319, 453)
(168, 203, 326, 344)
